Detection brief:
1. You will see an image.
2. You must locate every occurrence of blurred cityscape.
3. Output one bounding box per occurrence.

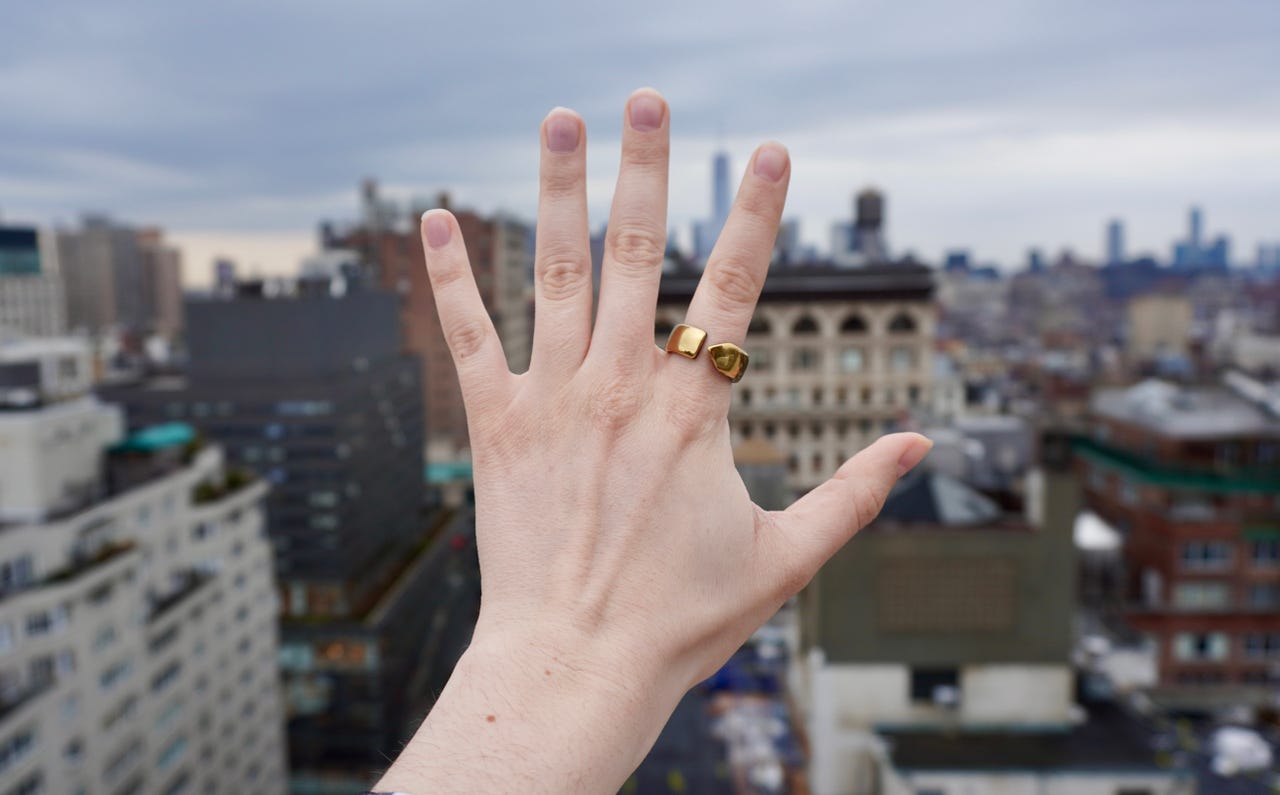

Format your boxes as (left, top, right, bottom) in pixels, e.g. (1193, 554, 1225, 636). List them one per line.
(0, 148, 1278, 795)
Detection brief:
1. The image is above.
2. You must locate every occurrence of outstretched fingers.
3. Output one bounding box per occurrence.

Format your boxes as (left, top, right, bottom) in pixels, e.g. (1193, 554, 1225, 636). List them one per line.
(420, 209, 515, 419)
(769, 433, 933, 593)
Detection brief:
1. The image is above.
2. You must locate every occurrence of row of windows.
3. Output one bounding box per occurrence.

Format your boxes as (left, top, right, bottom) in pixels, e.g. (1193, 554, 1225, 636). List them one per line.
(1172, 581, 1280, 610)
(740, 417, 898, 443)
(664, 311, 921, 338)
(1173, 632, 1280, 661)
(1180, 539, 1280, 570)
(740, 382, 923, 411)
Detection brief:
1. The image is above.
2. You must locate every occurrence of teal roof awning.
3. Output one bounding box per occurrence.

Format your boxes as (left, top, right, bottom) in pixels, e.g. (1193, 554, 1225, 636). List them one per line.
(426, 461, 473, 483)
(113, 422, 196, 453)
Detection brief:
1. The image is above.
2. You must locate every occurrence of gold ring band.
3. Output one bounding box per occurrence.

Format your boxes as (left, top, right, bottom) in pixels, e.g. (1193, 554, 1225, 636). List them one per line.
(664, 324, 707, 359)
(708, 342, 749, 383)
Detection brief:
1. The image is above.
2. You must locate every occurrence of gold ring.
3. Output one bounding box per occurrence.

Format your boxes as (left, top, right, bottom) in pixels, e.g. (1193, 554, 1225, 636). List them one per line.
(665, 324, 707, 359)
(708, 343, 749, 383)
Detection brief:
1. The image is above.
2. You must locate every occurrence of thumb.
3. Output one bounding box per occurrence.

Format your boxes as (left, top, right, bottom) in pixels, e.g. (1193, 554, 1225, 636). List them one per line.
(772, 432, 932, 583)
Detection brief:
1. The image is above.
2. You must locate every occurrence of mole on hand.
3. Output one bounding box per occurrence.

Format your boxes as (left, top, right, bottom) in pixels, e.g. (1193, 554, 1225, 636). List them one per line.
(485, 715, 496, 723)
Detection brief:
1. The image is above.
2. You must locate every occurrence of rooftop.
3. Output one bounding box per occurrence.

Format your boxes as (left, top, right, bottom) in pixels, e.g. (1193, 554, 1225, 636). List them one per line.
(1092, 376, 1280, 440)
(883, 697, 1178, 776)
(658, 261, 934, 303)
(875, 470, 1005, 527)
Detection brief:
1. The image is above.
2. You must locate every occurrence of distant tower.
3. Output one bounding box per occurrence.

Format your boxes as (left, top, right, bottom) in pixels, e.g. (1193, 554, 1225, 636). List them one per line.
(712, 151, 731, 233)
(694, 151, 733, 265)
(1106, 219, 1125, 266)
(852, 188, 887, 263)
(1189, 206, 1203, 252)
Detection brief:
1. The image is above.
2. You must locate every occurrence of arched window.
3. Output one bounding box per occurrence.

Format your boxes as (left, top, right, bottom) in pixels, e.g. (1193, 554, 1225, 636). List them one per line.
(792, 315, 819, 335)
(840, 314, 868, 334)
(747, 316, 772, 336)
(888, 313, 917, 334)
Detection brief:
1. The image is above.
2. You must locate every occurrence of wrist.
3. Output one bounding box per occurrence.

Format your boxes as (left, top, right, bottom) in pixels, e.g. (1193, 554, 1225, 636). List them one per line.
(377, 623, 685, 794)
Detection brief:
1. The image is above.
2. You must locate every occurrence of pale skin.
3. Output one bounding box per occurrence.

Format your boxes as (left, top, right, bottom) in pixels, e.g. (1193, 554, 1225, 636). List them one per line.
(376, 88, 932, 794)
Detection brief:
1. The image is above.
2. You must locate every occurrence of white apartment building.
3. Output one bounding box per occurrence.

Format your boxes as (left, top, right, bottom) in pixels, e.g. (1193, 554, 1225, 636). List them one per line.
(658, 263, 937, 494)
(0, 276, 67, 340)
(0, 338, 285, 795)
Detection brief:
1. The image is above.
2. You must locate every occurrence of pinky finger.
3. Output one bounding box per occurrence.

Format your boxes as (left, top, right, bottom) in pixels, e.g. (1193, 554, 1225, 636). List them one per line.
(420, 209, 515, 416)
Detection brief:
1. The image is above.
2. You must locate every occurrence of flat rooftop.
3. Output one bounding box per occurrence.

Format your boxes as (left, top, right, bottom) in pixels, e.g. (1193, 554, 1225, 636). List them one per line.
(1092, 378, 1280, 440)
(882, 698, 1177, 776)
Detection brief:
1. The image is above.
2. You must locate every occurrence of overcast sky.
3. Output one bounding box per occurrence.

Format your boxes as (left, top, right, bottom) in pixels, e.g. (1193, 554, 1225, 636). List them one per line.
(3, 0, 1277, 284)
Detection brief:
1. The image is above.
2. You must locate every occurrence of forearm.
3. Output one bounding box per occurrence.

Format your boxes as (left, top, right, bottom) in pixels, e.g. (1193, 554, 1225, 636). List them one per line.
(376, 632, 685, 794)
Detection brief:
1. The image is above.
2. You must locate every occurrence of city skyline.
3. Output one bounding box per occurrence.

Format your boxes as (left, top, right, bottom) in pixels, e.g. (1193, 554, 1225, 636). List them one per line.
(2, 0, 1278, 281)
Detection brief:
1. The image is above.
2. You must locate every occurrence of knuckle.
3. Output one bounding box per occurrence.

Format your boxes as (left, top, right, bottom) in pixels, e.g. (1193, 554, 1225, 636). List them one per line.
(447, 321, 491, 362)
(581, 369, 644, 429)
(847, 477, 885, 531)
(536, 253, 590, 301)
(608, 225, 665, 275)
(622, 139, 669, 169)
(541, 163, 583, 196)
(706, 258, 762, 309)
(661, 389, 720, 440)
(430, 263, 468, 291)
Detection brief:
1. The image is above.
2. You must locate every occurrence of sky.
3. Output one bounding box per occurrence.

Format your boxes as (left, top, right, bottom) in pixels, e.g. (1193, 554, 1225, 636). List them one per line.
(2, 0, 1278, 285)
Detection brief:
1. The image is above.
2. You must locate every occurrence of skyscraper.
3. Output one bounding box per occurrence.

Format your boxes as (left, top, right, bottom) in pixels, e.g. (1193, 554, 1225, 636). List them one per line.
(1172, 205, 1230, 270)
(1106, 218, 1125, 266)
(693, 151, 732, 265)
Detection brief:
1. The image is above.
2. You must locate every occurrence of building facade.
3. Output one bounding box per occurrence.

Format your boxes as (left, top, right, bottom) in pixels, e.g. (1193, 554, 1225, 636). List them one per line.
(1081, 374, 1280, 708)
(658, 263, 936, 494)
(0, 225, 67, 338)
(57, 217, 184, 343)
(99, 279, 480, 792)
(0, 338, 284, 795)
(800, 432, 1186, 795)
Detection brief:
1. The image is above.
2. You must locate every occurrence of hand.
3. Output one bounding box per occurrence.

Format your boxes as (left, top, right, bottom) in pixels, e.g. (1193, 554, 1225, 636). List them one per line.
(377, 88, 931, 794)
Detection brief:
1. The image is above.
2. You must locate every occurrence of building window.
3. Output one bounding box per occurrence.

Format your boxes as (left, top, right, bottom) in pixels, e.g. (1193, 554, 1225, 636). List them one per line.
(792, 315, 819, 335)
(1172, 582, 1231, 610)
(1180, 541, 1232, 571)
(908, 384, 921, 406)
(890, 346, 915, 373)
(909, 667, 959, 704)
(747, 316, 771, 336)
(1249, 583, 1280, 608)
(1173, 632, 1228, 661)
(1243, 633, 1280, 659)
(791, 348, 819, 371)
(840, 347, 864, 373)
(888, 312, 917, 333)
(1250, 539, 1280, 566)
(840, 314, 868, 334)
(753, 348, 772, 371)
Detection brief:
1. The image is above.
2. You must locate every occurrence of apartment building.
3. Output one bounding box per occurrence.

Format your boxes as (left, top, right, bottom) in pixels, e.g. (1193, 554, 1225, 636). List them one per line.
(0, 338, 285, 794)
(1081, 374, 1280, 708)
(658, 262, 936, 494)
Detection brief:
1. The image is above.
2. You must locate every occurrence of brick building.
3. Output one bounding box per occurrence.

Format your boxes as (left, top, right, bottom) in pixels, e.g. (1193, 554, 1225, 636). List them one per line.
(1080, 373, 1280, 707)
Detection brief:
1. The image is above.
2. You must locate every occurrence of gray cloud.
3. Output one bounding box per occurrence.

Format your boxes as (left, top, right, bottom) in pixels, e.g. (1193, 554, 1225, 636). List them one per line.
(2, 0, 1277, 266)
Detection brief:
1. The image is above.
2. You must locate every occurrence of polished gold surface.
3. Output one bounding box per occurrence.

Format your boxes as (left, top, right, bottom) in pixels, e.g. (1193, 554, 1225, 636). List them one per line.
(708, 342, 749, 383)
(665, 324, 708, 359)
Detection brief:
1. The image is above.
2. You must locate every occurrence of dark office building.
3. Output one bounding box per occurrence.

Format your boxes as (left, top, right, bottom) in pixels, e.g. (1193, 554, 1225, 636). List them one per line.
(101, 279, 480, 793)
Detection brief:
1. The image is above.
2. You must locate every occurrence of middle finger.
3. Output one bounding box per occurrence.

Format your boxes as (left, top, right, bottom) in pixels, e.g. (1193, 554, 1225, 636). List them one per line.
(590, 88, 670, 363)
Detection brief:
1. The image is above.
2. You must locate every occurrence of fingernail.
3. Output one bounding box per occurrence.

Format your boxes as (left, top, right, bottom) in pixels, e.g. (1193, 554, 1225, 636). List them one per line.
(896, 437, 933, 476)
(546, 109, 580, 153)
(424, 212, 452, 249)
(628, 91, 664, 132)
(754, 143, 787, 182)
